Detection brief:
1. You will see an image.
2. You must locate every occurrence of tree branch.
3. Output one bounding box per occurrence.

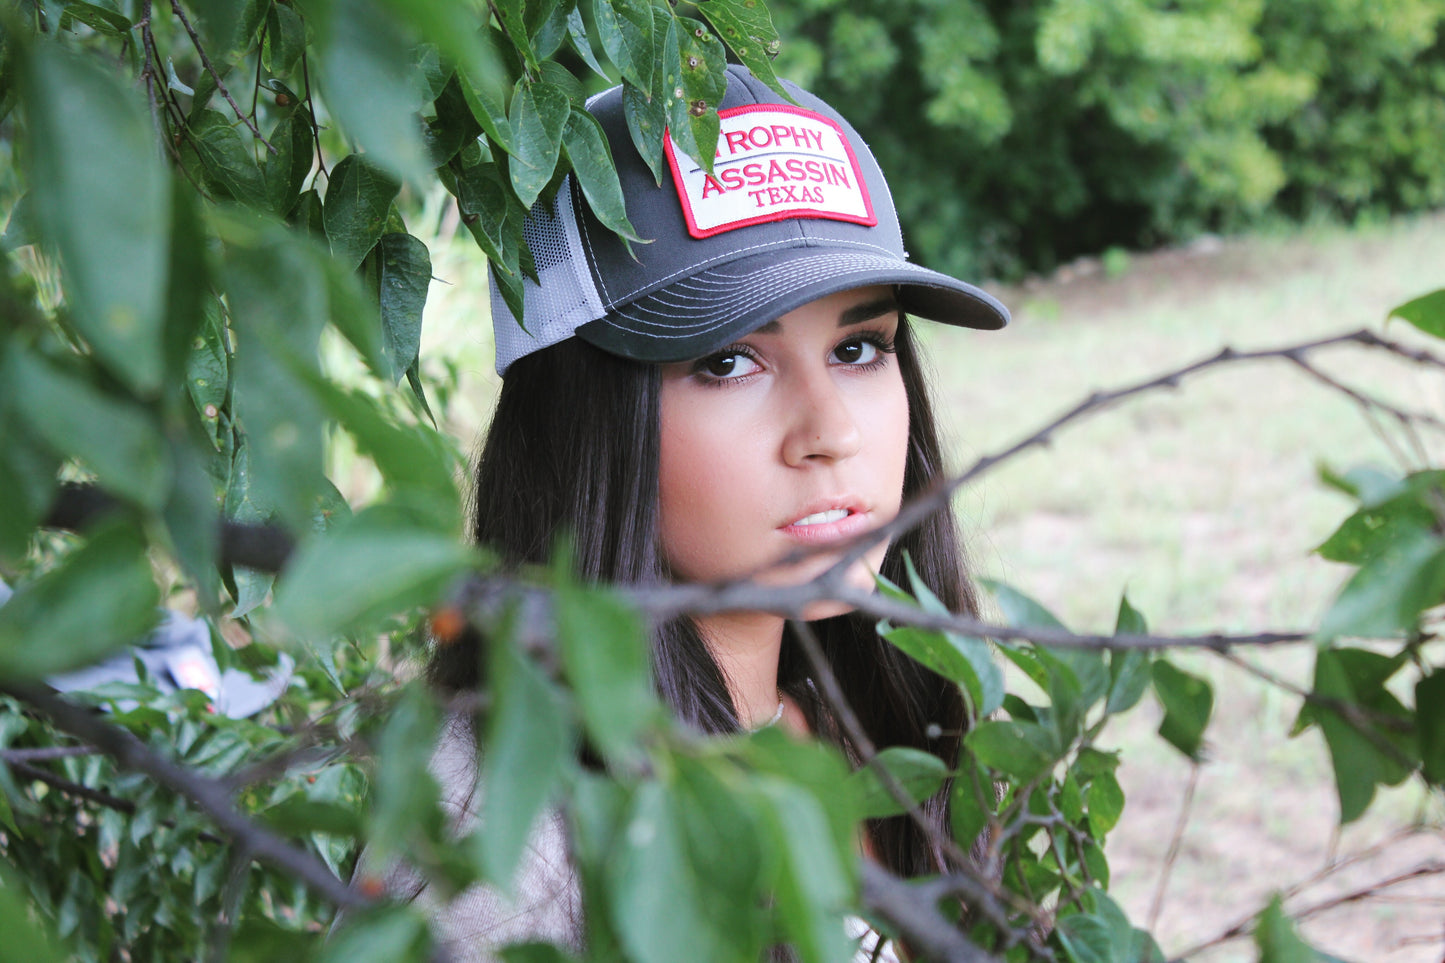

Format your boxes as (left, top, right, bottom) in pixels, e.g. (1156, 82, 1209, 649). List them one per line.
(0, 682, 370, 909)
(859, 860, 1005, 963)
(170, 0, 277, 153)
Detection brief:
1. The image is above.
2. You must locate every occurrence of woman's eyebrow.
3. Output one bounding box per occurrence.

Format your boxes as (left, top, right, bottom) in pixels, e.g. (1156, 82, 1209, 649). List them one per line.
(839, 297, 901, 326)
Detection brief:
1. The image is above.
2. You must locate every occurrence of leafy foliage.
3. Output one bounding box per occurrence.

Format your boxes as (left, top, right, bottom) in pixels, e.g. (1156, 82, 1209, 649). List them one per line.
(0, 1, 1442, 962)
(767, 0, 1445, 280)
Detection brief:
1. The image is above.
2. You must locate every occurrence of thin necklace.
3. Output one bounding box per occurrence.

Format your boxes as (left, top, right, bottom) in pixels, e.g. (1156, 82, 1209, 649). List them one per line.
(753, 690, 785, 730)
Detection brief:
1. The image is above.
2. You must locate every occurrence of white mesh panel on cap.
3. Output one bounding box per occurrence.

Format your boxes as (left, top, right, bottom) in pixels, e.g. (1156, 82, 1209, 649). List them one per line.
(491, 180, 607, 374)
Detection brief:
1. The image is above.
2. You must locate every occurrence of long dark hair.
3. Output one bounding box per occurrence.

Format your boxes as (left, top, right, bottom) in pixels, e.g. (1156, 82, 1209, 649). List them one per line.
(432, 315, 979, 881)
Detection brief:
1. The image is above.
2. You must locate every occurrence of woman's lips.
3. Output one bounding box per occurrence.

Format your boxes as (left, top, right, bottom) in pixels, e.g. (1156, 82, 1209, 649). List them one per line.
(779, 506, 872, 542)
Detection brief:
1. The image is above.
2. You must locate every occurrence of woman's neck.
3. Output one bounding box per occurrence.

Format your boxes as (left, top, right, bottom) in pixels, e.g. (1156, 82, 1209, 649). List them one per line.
(695, 611, 788, 729)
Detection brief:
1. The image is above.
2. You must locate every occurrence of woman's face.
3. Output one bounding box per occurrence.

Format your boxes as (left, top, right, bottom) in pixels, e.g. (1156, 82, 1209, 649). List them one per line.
(658, 286, 910, 607)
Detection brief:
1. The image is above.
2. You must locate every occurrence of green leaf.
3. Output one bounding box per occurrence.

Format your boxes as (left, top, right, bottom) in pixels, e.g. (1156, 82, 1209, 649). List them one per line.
(0, 390, 61, 565)
(988, 580, 1110, 716)
(272, 505, 474, 638)
(508, 79, 572, 208)
(481, 627, 571, 887)
(224, 239, 328, 529)
(312, 0, 429, 184)
(190, 110, 269, 208)
(260, 796, 363, 838)
(851, 746, 949, 818)
(162, 436, 221, 601)
(754, 777, 855, 963)
(1107, 595, 1152, 713)
(223, 437, 276, 619)
(528, 1, 570, 60)
(324, 154, 402, 272)
(562, 110, 647, 245)
(264, 111, 315, 216)
(20, 41, 169, 395)
(0, 864, 64, 963)
(263, 1, 308, 74)
(606, 782, 716, 963)
(554, 583, 657, 763)
(60, 1, 132, 36)
(1085, 769, 1124, 835)
(300, 376, 459, 527)
(454, 158, 526, 277)
(377, 233, 432, 382)
(1151, 660, 1213, 761)
(965, 720, 1057, 783)
(671, 757, 765, 943)
(622, 81, 668, 186)
(368, 685, 444, 856)
(1318, 525, 1445, 640)
(698, 0, 786, 96)
(1311, 649, 1414, 823)
(185, 300, 229, 447)
(1418, 671, 1445, 785)
(492, 0, 537, 67)
(594, 0, 654, 92)
(1316, 472, 1443, 565)
(458, 48, 515, 156)
(320, 905, 428, 963)
(6, 349, 171, 511)
(0, 522, 159, 679)
(567, 6, 610, 77)
(949, 759, 990, 850)
(1389, 288, 1445, 339)
(662, 17, 726, 175)
(1254, 895, 1319, 963)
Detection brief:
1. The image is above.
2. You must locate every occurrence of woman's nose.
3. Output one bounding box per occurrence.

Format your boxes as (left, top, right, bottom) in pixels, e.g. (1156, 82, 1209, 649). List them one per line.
(781, 370, 863, 466)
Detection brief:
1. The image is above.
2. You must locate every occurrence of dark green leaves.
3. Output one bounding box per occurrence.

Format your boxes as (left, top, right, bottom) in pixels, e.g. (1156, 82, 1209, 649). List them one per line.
(377, 233, 432, 383)
(1389, 288, 1445, 338)
(18, 42, 169, 396)
(508, 80, 572, 208)
(562, 111, 646, 245)
(698, 0, 787, 95)
(1151, 660, 1213, 761)
(0, 523, 158, 678)
(595, 0, 655, 92)
(1418, 671, 1445, 785)
(324, 155, 402, 272)
(663, 18, 727, 173)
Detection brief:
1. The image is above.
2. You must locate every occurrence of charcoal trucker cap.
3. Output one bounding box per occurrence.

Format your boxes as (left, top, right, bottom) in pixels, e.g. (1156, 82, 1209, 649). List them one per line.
(490, 64, 1008, 374)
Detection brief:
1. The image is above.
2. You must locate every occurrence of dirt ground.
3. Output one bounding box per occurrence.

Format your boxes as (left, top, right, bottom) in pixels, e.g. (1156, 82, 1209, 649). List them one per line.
(982, 224, 1445, 962)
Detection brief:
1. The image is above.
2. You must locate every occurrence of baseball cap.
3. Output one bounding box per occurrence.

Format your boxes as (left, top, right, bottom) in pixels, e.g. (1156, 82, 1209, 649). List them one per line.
(491, 64, 1008, 375)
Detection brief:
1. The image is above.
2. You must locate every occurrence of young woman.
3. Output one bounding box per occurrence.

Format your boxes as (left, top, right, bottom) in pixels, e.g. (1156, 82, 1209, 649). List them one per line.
(418, 64, 1009, 960)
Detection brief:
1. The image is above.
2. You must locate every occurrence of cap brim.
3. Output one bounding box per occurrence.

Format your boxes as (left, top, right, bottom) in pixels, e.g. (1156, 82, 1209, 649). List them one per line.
(575, 247, 1008, 364)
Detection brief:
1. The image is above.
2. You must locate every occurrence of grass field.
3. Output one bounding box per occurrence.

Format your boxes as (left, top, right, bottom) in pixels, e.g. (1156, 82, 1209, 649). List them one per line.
(414, 211, 1445, 960)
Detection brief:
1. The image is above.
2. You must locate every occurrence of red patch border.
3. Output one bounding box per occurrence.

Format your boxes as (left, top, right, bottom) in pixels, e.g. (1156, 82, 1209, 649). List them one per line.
(665, 103, 877, 240)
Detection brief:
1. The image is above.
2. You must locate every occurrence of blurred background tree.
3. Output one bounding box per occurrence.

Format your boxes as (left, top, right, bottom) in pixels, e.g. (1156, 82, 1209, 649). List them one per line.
(767, 0, 1445, 280)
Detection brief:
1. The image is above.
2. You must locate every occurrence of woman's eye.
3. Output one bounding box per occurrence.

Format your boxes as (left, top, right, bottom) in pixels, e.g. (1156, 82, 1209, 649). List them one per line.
(699, 352, 759, 379)
(833, 338, 879, 365)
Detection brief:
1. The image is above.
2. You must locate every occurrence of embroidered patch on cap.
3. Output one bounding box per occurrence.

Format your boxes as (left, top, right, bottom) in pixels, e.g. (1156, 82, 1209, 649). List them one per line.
(665, 104, 876, 240)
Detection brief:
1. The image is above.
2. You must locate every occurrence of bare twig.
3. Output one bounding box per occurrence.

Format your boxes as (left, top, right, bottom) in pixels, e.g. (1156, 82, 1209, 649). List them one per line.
(3, 758, 225, 844)
(169, 0, 277, 153)
(1148, 762, 1199, 930)
(0, 744, 98, 762)
(299, 43, 329, 182)
(0, 682, 370, 909)
(1174, 861, 1445, 959)
(859, 860, 1004, 963)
